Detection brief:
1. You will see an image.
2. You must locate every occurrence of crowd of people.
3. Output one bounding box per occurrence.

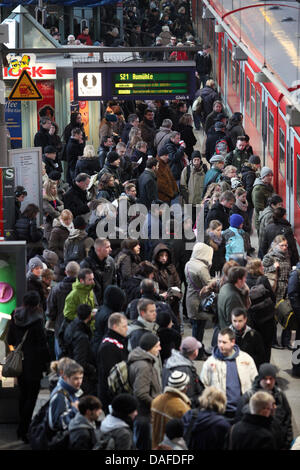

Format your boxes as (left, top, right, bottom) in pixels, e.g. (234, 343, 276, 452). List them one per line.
(4, 0, 300, 452)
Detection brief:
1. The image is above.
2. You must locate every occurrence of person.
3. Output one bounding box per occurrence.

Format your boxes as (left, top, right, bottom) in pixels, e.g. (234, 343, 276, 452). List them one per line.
(229, 308, 266, 369)
(75, 144, 100, 177)
(205, 190, 235, 231)
(158, 419, 188, 450)
(116, 141, 133, 183)
(177, 113, 197, 159)
(130, 140, 148, 177)
(200, 327, 257, 421)
(127, 298, 159, 351)
(63, 268, 95, 323)
(202, 154, 224, 196)
(80, 238, 116, 305)
(151, 370, 191, 449)
(230, 391, 278, 450)
(218, 165, 237, 193)
(138, 157, 159, 210)
(140, 108, 157, 154)
(205, 121, 231, 163)
(287, 262, 300, 344)
(156, 146, 178, 204)
(42, 180, 64, 242)
(115, 239, 141, 288)
(49, 209, 74, 261)
(48, 360, 83, 432)
(42, 145, 62, 177)
(217, 266, 249, 330)
(98, 135, 114, 169)
(204, 220, 226, 276)
(235, 363, 293, 449)
(185, 242, 213, 360)
(182, 386, 230, 450)
(164, 131, 186, 182)
(68, 395, 102, 450)
(128, 332, 162, 450)
(63, 112, 86, 147)
(14, 204, 43, 258)
(63, 216, 94, 265)
(93, 285, 126, 351)
(14, 185, 27, 224)
(226, 112, 245, 148)
(230, 186, 251, 235)
(204, 101, 224, 134)
(77, 26, 93, 45)
(252, 166, 274, 233)
(96, 313, 129, 412)
(195, 45, 212, 88)
(34, 116, 55, 152)
(100, 394, 138, 450)
(241, 154, 261, 228)
(260, 207, 299, 267)
(97, 173, 118, 203)
(223, 214, 248, 262)
(121, 113, 139, 145)
(26, 257, 47, 311)
(180, 151, 206, 210)
(245, 258, 276, 361)
(152, 243, 181, 294)
(47, 261, 80, 359)
(162, 337, 204, 408)
(63, 173, 91, 219)
(258, 194, 283, 258)
(156, 310, 182, 364)
(171, 101, 188, 131)
(194, 79, 219, 126)
(224, 136, 249, 174)
(66, 127, 85, 184)
(154, 118, 173, 154)
(123, 261, 158, 304)
(7, 291, 50, 442)
(98, 151, 123, 197)
(63, 304, 97, 395)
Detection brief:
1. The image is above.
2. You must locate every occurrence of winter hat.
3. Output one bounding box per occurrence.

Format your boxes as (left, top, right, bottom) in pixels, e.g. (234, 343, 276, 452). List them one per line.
(105, 113, 118, 122)
(165, 419, 184, 440)
(231, 177, 243, 190)
(43, 249, 59, 266)
(191, 150, 201, 160)
(210, 154, 224, 164)
(214, 121, 225, 130)
(162, 25, 170, 32)
(111, 393, 138, 415)
(180, 336, 201, 354)
(158, 145, 169, 157)
(107, 151, 120, 164)
(258, 363, 278, 381)
(139, 332, 160, 351)
(229, 214, 244, 228)
(261, 166, 273, 179)
(156, 310, 171, 328)
(167, 370, 190, 390)
(48, 171, 61, 181)
(44, 145, 56, 154)
(249, 155, 261, 165)
(73, 215, 87, 230)
(28, 257, 44, 271)
(214, 113, 227, 121)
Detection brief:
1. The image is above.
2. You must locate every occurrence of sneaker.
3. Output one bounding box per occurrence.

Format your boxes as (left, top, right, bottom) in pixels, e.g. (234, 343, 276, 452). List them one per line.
(272, 344, 284, 350)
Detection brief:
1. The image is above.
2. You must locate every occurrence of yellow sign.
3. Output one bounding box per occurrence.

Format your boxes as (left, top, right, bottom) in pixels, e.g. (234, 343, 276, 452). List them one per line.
(8, 69, 42, 101)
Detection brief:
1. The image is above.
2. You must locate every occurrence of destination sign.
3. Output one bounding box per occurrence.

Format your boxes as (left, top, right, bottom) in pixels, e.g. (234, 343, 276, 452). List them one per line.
(112, 71, 190, 97)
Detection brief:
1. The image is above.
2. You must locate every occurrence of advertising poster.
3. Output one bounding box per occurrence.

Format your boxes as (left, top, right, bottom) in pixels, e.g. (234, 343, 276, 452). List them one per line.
(5, 99, 22, 149)
(70, 79, 90, 139)
(36, 80, 55, 128)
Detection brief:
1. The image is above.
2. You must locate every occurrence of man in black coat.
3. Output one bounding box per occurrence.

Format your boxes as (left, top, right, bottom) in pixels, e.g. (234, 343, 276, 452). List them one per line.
(66, 127, 85, 184)
(63, 173, 91, 218)
(235, 363, 293, 449)
(80, 238, 116, 305)
(205, 190, 235, 230)
(121, 114, 139, 144)
(42, 145, 62, 177)
(97, 135, 114, 169)
(46, 261, 80, 359)
(98, 150, 123, 196)
(97, 312, 129, 412)
(229, 308, 266, 369)
(165, 131, 186, 182)
(195, 45, 212, 88)
(63, 304, 97, 395)
(205, 121, 231, 163)
(34, 116, 55, 152)
(138, 158, 159, 211)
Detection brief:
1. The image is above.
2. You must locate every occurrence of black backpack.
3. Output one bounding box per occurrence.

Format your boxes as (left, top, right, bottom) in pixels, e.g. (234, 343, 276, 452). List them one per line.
(248, 278, 275, 325)
(64, 237, 87, 263)
(28, 390, 70, 450)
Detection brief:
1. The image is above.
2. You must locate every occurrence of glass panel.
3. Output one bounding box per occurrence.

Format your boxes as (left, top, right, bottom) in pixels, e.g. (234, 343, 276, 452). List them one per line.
(279, 128, 285, 177)
(246, 78, 250, 115)
(23, 17, 56, 48)
(251, 84, 255, 122)
(268, 110, 274, 158)
(256, 91, 261, 131)
(228, 49, 232, 83)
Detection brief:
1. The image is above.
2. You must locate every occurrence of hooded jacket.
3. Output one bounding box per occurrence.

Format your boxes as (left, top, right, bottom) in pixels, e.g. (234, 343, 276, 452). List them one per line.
(180, 162, 206, 205)
(49, 217, 72, 260)
(184, 242, 213, 320)
(128, 346, 162, 416)
(252, 177, 274, 231)
(182, 408, 230, 450)
(241, 162, 258, 209)
(258, 205, 274, 251)
(68, 412, 100, 450)
(205, 201, 231, 230)
(100, 414, 133, 450)
(7, 306, 50, 381)
(152, 243, 181, 293)
(63, 278, 95, 321)
(47, 276, 76, 336)
(138, 168, 158, 210)
(162, 349, 204, 408)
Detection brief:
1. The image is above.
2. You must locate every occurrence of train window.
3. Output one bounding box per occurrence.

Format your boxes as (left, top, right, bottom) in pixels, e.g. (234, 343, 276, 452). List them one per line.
(297, 154, 300, 207)
(256, 91, 261, 131)
(236, 62, 240, 94)
(228, 49, 232, 83)
(251, 84, 255, 123)
(246, 78, 250, 115)
(232, 61, 235, 86)
(279, 128, 285, 177)
(268, 110, 274, 158)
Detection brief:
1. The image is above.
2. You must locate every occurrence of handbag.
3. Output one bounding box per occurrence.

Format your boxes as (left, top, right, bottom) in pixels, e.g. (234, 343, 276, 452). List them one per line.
(275, 298, 298, 330)
(2, 330, 29, 377)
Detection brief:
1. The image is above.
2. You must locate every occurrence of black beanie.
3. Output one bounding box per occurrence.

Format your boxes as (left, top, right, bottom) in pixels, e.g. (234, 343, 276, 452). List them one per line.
(139, 332, 159, 351)
(107, 151, 120, 164)
(112, 393, 138, 415)
(156, 310, 171, 329)
(165, 419, 184, 440)
(258, 363, 277, 381)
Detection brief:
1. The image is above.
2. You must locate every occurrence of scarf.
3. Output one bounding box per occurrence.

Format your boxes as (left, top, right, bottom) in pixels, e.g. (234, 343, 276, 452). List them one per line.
(208, 231, 222, 246)
(235, 198, 248, 212)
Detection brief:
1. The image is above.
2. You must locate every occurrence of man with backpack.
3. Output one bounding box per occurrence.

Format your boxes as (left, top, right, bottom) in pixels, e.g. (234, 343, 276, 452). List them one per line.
(202, 154, 224, 197)
(224, 136, 249, 174)
(64, 216, 94, 264)
(68, 395, 103, 450)
(180, 151, 207, 209)
(205, 121, 231, 163)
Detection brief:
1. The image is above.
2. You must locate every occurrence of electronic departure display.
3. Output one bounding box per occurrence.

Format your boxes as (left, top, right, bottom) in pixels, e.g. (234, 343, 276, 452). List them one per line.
(111, 71, 191, 98)
(73, 63, 196, 101)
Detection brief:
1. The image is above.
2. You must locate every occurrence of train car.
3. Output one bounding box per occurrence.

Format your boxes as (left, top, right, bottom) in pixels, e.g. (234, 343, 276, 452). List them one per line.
(194, 0, 300, 245)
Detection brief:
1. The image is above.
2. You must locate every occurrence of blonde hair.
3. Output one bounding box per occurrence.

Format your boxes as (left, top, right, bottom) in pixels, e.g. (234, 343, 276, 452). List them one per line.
(249, 391, 275, 415)
(43, 180, 58, 200)
(198, 386, 227, 414)
(83, 144, 95, 158)
(203, 183, 221, 200)
(207, 220, 222, 231)
(223, 165, 237, 176)
(206, 79, 215, 88)
(60, 209, 73, 222)
(235, 187, 246, 198)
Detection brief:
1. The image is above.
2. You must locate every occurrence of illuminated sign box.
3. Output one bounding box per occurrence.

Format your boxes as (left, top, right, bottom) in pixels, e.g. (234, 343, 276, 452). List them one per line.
(3, 53, 56, 80)
(73, 63, 196, 101)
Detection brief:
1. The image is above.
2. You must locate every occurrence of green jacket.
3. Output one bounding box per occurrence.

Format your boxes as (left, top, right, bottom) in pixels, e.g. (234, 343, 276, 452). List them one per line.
(251, 178, 274, 231)
(224, 149, 248, 173)
(217, 282, 245, 330)
(64, 279, 95, 322)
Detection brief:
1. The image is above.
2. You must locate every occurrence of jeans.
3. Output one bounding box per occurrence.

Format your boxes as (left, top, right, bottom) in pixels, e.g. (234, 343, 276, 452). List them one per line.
(191, 319, 206, 345)
(133, 416, 152, 450)
(54, 337, 62, 360)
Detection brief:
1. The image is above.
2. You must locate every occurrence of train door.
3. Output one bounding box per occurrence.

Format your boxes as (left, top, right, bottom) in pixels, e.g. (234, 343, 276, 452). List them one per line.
(239, 62, 245, 116)
(293, 133, 300, 245)
(223, 36, 228, 106)
(286, 126, 294, 226)
(261, 86, 268, 166)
